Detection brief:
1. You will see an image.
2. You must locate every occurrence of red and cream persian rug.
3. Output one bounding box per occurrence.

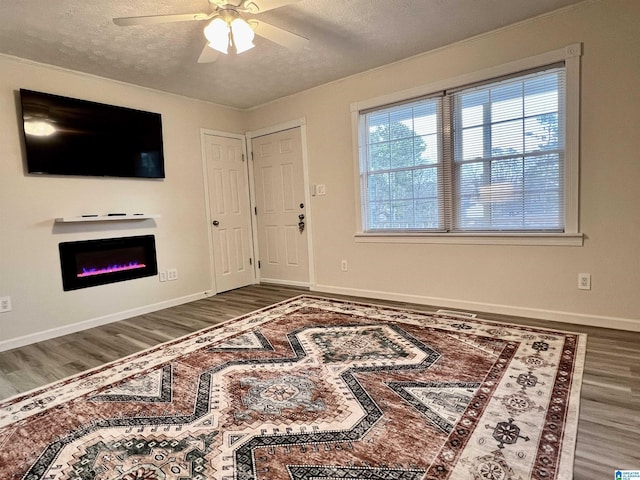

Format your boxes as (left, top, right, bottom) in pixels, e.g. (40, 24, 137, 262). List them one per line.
(0, 296, 586, 480)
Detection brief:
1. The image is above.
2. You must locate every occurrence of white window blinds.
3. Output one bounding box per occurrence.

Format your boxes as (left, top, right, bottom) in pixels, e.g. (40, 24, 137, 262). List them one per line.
(359, 63, 567, 234)
(450, 66, 566, 232)
(362, 96, 444, 231)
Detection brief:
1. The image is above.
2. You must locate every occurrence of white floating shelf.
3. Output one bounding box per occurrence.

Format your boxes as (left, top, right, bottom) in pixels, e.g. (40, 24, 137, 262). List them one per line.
(55, 214, 160, 223)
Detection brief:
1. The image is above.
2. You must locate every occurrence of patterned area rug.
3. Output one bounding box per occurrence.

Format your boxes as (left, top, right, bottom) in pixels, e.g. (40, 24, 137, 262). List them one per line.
(0, 296, 586, 480)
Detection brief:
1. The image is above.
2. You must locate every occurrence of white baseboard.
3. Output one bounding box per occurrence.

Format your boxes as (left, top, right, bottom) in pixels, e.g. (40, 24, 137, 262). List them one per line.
(3, 284, 637, 353)
(312, 284, 640, 332)
(259, 278, 311, 288)
(0, 292, 212, 352)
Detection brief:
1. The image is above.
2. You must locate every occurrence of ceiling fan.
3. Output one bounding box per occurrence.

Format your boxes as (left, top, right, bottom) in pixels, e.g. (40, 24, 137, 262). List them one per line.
(113, 0, 309, 63)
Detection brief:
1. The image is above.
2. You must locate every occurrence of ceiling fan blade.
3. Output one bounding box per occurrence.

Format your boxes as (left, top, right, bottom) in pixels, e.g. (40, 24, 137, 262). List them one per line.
(113, 12, 213, 26)
(197, 44, 221, 63)
(251, 20, 309, 51)
(243, 0, 301, 14)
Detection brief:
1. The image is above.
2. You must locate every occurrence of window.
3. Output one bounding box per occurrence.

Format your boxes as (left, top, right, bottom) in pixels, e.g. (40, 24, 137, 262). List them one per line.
(353, 45, 582, 245)
(363, 96, 444, 230)
(451, 66, 565, 232)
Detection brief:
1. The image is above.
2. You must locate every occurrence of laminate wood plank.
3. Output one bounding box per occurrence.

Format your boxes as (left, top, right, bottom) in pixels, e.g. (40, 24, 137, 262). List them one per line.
(0, 377, 20, 400)
(0, 283, 638, 479)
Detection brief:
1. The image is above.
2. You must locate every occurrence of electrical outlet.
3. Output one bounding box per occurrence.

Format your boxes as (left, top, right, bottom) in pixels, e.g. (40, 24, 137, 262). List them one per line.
(0, 296, 12, 313)
(167, 268, 178, 281)
(159, 271, 167, 282)
(316, 184, 326, 196)
(578, 273, 591, 290)
(341, 260, 348, 272)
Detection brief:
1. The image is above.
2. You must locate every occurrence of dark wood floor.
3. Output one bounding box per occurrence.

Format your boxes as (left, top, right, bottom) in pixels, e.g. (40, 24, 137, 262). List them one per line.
(0, 284, 638, 478)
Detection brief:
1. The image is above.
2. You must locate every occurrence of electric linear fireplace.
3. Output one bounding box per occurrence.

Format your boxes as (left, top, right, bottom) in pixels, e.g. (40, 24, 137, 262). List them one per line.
(59, 235, 158, 291)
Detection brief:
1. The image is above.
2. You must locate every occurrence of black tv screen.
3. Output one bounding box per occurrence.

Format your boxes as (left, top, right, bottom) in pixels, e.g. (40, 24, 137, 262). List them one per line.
(19, 89, 165, 179)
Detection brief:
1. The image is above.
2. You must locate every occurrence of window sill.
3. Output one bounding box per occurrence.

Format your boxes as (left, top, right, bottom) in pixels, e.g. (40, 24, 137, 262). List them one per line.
(354, 232, 584, 246)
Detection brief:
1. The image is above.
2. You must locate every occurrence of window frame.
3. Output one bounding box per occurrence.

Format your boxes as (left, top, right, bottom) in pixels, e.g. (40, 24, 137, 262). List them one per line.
(350, 44, 583, 246)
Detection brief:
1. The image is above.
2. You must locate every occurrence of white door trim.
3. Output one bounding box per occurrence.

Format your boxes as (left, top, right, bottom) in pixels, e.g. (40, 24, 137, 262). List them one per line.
(246, 118, 306, 139)
(246, 118, 315, 289)
(200, 128, 257, 294)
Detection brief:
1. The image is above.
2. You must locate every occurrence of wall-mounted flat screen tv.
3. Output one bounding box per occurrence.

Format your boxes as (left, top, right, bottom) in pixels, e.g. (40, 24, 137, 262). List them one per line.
(19, 89, 165, 179)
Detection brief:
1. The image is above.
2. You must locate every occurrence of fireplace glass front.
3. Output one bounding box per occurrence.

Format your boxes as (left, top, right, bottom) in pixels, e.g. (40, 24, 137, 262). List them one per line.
(59, 235, 158, 291)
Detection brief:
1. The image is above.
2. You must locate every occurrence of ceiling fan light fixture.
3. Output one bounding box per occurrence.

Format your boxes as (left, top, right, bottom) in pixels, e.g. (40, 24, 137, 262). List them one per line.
(204, 17, 230, 54)
(230, 18, 255, 53)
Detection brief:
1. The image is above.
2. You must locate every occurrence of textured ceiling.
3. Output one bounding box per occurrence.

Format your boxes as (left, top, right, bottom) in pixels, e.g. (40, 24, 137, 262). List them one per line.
(0, 0, 585, 109)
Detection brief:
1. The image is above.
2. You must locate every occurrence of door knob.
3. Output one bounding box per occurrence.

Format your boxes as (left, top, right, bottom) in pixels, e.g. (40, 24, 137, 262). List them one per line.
(212, 220, 220, 226)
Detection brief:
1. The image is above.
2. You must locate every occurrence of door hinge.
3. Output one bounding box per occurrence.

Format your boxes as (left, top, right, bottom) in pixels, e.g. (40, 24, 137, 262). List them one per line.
(242, 153, 245, 162)
(254, 206, 258, 215)
(258, 260, 261, 269)
(249, 257, 252, 265)
(251, 151, 254, 161)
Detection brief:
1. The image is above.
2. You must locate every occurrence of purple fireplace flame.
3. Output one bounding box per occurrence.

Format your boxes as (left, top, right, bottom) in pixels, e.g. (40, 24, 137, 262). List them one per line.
(78, 261, 147, 278)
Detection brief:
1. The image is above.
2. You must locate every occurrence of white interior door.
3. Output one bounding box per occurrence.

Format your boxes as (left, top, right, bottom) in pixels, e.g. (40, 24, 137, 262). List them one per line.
(252, 127, 310, 285)
(203, 132, 254, 293)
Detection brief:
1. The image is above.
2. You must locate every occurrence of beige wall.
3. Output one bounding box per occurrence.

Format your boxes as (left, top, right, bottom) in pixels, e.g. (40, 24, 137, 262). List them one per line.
(1, 0, 638, 348)
(0, 56, 245, 346)
(246, 0, 640, 329)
